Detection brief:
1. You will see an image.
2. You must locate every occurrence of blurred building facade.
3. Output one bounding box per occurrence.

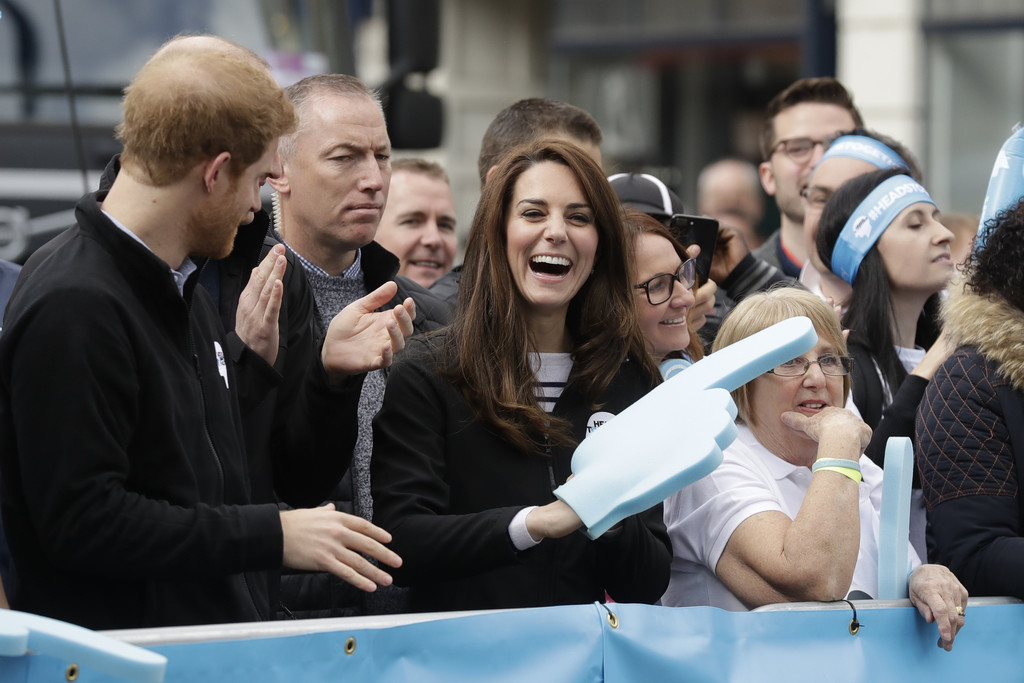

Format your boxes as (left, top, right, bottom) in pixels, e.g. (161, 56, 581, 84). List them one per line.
(424, 0, 1024, 243)
(1, 0, 1022, 258)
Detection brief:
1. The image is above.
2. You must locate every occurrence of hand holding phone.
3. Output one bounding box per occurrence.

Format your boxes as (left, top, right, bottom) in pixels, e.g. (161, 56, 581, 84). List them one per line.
(669, 214, 719, 284)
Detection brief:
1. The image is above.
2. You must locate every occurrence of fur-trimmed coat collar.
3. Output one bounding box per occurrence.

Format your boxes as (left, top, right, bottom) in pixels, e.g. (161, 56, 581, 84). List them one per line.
(942, 271, 1024, 393)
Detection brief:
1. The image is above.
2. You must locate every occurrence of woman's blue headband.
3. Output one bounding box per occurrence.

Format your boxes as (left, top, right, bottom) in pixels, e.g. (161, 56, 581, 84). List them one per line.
(816, 135, 908, 171)
(831, 174, 936, 285)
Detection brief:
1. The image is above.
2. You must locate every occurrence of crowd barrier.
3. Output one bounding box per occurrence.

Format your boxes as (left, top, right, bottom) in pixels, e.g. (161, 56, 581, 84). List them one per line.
(3, 597, 1022, 682)
(0, 329, 1004, 682)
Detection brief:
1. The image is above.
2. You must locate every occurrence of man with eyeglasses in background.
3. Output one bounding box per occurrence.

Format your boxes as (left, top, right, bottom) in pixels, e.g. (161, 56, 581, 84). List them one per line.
(754, 78, 863, 278)
(799, 128, 923, 309)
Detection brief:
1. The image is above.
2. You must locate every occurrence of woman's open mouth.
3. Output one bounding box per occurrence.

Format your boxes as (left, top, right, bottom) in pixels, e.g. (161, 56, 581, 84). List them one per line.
(530, 255, 572, 278)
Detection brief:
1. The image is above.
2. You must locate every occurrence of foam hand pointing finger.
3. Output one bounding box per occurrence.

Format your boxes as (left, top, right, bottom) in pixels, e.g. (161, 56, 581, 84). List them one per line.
(555, 316, 818, 539)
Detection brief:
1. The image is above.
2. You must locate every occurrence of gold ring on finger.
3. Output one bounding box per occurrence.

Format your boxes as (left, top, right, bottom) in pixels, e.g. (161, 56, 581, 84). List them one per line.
(955, 605, 965, 617)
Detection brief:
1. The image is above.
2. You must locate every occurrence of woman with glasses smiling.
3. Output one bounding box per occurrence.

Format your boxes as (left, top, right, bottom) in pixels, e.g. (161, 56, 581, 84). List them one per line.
(625, 208, 704, 371)
(660, 286, 967, 651)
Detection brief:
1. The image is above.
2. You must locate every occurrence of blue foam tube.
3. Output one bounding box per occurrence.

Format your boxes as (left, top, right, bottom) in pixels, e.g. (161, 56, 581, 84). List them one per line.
(977, 122, 1024, 251)
(877, 437, 914, 600)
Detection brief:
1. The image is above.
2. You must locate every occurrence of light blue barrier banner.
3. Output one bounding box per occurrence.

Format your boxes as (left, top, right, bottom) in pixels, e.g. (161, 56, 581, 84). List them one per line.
(4, 600, 1022, 682)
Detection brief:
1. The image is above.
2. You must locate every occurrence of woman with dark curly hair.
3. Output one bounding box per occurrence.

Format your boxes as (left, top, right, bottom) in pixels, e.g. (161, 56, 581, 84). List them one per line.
(370, 139, 671, 613)
(917, 196, 1024, 598)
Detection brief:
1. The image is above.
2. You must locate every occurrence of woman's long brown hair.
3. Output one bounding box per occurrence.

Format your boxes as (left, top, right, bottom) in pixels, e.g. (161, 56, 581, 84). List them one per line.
(444, 140, 660, 455)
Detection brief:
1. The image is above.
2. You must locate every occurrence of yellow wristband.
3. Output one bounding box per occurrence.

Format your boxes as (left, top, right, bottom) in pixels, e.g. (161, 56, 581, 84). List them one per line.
(816, 466, 863, 483)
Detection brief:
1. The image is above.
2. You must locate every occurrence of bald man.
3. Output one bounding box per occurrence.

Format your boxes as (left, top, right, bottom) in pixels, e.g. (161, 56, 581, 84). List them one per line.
(697, 158, 766, 249)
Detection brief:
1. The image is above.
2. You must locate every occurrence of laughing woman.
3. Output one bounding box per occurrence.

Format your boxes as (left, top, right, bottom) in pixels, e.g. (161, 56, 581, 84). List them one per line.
(370, 140, 671, 613)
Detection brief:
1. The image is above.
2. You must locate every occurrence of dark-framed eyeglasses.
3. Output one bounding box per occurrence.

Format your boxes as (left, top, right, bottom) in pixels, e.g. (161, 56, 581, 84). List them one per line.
(767, 354, 854, 377)
(800, 186, 832, 209)
(771, 137, 826, 164)
(633, 258, 696, 306)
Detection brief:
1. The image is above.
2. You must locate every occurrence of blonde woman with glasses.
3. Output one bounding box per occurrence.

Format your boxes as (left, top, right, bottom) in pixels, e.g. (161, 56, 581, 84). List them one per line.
(660, 286, 967, 652)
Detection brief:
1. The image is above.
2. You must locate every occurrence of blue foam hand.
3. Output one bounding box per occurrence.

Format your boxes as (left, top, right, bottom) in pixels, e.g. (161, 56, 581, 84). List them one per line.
(0, 610, 166, 682)
(555, 316, 818, 539)
(977, 122, 1024, 251)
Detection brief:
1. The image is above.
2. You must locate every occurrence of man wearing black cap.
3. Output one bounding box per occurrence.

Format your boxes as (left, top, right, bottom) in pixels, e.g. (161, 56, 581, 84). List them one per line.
(606, 172, 685, 222)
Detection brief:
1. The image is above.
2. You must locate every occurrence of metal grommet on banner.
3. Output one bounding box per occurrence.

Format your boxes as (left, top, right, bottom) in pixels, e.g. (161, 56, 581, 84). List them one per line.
(65, 663, 80, 681)
(843, 599, 861, 636)
(600, 602, 619, 629)
(345, 636, 357, 655)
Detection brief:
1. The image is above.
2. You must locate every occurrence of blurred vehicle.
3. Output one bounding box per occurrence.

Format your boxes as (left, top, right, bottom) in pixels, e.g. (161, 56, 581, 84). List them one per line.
(0, 0, 360, 262)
